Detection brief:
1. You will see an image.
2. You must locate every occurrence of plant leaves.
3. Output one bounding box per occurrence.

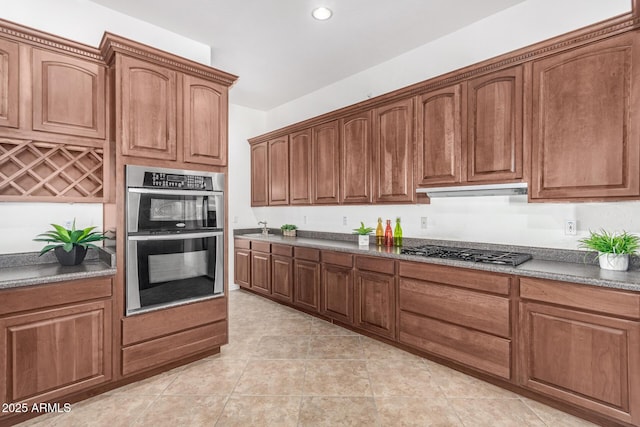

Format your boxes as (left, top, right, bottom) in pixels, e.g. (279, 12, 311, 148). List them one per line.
(62, 242, 73, 252)
(51, 224, 71, 242)
(38, 244, 62, 256)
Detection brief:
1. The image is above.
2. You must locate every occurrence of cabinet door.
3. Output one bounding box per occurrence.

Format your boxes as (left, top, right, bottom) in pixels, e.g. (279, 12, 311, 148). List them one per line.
(234, 249, 251, 288)
(355, 270, 396, 339)
(0, 39, 19, 128)
(183, 74, 227, 166)
(340, 111, 372, 203)
(467, 66, 523, 182)
(268, 136, 289, 205)
(271, 255, 293, 303)
(373, 98, 414, 203)
(312, 120, 340, 204)
(416, 85, 463, 186)
(251, 251, 271, 295)
(530, 33, 640, 200)
(119, 55, 177, 160)
(293, 259, 320, 312)
(251, 142, 268, 206)
(0, 300, 112, 405)
(289, 129, 312, 205)
(519, 301, 640, 425)
(321, 263, 354, 324)
(32, 49, 106, 139)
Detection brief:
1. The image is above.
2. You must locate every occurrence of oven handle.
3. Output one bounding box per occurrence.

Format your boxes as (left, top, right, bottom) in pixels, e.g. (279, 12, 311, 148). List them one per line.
(128, 231, 223, 241)
(127, 187, 223, 197)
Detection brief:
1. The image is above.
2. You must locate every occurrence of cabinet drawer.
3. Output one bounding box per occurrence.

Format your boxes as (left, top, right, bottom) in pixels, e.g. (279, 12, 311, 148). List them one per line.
(399, 311, 511, 379)
(399, 278, 511, 338)
(322, 251, 353, 268)
(356, 255, 394, 274)
(122, 297, 226, 346)
(271, 243, 293, 257)
(520, 277, 640, 319)
(234, 238, 250, 249)
(251, 240, 270, 253)
(399, 261, 511, 295)
(295, 246, 320, 262)
(122, 321, 226, 376)
(0, 277, 113, 316)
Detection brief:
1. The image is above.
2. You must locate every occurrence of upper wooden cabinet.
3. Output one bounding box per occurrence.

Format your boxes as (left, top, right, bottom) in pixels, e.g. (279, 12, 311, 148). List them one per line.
(340, 111, 372, 204)
(251, 141, 269, 206)
(467, 66, 523, 182)
(0, 38, 19, 129)
(183, 74, 228, 166)
(373, 98, 415, 203)
(118, 55, 177, 160)
(530, 32, 640, 200)
(289, 128, 312, 205)
(312, 120, 340, 204)
(415, 84, 464, 186)
(268, 135, 289, 205)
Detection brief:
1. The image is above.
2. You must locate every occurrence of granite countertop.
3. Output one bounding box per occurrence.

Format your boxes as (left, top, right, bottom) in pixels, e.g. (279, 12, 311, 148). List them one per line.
(236, 233, 640, 292)
(0, 247, 116, 290)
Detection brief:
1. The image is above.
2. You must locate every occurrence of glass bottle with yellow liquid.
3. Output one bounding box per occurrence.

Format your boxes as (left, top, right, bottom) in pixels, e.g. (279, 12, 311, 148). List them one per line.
(394, 217, 403, 247)
(376, 217, 384, 246)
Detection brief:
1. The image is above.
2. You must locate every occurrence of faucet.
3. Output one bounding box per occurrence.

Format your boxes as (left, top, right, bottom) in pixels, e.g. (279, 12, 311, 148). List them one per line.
(258, 220, 268, 235)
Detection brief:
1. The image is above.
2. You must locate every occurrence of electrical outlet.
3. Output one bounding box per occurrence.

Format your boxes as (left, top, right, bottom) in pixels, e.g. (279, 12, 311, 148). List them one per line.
(64, 220, 72, 229)
(565, 220, 577, 235)
(420, 217, 428, 229)
(342, 216, 348, 226)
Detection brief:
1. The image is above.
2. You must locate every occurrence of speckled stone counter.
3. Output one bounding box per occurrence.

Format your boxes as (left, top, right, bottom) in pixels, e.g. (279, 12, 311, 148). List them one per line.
(0, 247, 116, 289)
(235, 233, 640, 292)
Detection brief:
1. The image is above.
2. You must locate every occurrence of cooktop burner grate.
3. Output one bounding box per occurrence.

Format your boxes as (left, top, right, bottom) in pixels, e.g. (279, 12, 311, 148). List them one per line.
(400, 245, 532, 266)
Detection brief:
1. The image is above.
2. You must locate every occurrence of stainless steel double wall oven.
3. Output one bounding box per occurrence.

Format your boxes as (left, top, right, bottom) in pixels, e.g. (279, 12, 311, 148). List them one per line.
(126, 165, 224, 315)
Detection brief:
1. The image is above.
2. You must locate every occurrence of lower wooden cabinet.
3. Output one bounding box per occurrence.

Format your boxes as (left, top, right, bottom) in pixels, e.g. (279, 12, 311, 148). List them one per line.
(234, 239, 251, 289)
(354, 256, 396, 339)
(519, 278, 640, 425)
(251, 243, 271, 295)
(293, 247, 321, 312)
(320, 252, 354, 324)
(0, 277, 113, 409)
(272, 254, 294, 303)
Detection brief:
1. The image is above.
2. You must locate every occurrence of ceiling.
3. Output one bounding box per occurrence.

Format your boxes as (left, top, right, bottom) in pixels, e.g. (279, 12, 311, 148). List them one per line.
(90, 0, 525, 110)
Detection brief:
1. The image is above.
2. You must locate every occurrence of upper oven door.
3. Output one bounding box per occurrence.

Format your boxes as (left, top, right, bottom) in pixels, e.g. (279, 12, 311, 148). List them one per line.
(127, 188, 223, 233)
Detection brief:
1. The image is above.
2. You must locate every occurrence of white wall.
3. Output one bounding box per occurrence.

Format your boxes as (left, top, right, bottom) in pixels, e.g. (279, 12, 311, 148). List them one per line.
(246, 0, 638, 251)
(0, 0, 213, 254)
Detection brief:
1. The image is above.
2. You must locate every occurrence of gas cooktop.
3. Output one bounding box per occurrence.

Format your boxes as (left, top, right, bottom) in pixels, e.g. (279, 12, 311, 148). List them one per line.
(400, 245, 532, 266)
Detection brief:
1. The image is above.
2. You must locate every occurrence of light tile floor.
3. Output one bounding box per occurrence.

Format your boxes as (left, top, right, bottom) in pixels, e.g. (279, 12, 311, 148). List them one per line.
(20, 289, 598, 426)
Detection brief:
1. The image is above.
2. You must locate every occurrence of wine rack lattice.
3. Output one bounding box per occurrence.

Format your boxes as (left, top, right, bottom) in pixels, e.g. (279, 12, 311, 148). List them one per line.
(0, 139, 103, 200)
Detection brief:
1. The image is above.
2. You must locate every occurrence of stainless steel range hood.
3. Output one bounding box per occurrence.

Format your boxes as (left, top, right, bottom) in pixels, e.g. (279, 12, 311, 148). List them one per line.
(416, 182, 528, 198)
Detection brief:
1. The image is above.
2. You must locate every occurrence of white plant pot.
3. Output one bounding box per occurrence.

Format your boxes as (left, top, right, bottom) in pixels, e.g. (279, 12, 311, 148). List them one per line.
(358, 235, 370, 247)
(598, 253, 629, 271)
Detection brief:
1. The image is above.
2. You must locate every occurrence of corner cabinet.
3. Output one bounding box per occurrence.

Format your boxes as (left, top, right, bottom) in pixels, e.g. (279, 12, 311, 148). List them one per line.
(268, 136, 290, 205)
(251, 142, 269, 206)
(530, 32, 640, 200)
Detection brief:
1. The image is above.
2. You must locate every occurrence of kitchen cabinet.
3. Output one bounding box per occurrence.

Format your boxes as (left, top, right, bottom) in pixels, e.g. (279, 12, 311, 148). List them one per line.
(354, 256, 396, 339)
(340, 111, 372, 203)
(398, 262, 513, 379)
(251, 142, 269, 206)
(466, 66, 523, 182)
(373, 98, 414, 203)
(415, 84, 464, 186)
(0, 38, 18, 129)
(250, 241, 271, 295)
(519, 277, 640, 425)
(271, 244, 294, 303)
(293, 247, 321, 312)
(312, 120, 340, 204)
(234, 239, 251, 289)
(0, 277, 113, 410)
(268, 135, 290, 205)
(530, 32, 640, 200)
(320, 251, 354, 324)
(289, 128, 312, 205)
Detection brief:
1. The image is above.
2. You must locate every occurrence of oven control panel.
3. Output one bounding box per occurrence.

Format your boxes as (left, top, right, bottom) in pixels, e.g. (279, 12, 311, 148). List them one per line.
(143, 172, 213, 190)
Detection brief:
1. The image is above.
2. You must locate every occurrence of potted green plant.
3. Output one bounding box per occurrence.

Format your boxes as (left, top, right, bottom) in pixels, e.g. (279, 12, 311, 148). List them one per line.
(353, 222, 374, 247)
(34, 220, 107, 266)
(281, 224, 298, 237)
(578, 229, 640, 271)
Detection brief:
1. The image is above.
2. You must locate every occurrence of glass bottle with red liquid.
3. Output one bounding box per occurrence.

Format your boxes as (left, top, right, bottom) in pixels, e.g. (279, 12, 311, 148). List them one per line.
(384, 219, 393, 247)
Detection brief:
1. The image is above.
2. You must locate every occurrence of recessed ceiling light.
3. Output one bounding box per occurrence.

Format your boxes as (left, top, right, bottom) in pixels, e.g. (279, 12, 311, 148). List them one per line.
(312, 7, 333, 21)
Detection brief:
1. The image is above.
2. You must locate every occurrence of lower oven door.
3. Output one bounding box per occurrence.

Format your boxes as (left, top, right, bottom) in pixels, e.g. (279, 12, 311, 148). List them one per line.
(126, 231, 224, 315)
